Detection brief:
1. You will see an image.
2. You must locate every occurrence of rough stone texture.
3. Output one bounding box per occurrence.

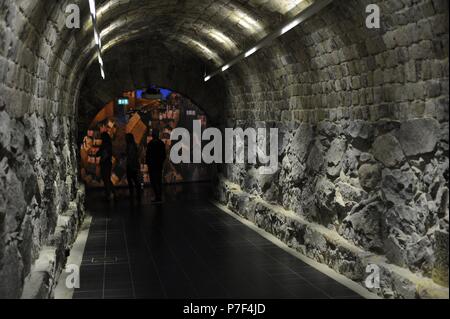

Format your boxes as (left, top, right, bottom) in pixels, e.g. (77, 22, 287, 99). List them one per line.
(372, 134, 405, 168)
(0, 0, 449, 299)
(219, 117, 449, 287)
(395, 118, 441, 157)
(215, 178, 449, 299)
(0, 110, 85, 299)
(1, 1, 86, 298)
(217, 0, 449, 297)
(22, 199, 85, 299)
(358, 163, 382, 191)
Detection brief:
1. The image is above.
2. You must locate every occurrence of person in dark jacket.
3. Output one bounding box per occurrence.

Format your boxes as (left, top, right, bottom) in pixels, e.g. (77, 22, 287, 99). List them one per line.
(126, 133, 141, 200)
(99, 132, 115, 201)
(146, 129, 166, 203)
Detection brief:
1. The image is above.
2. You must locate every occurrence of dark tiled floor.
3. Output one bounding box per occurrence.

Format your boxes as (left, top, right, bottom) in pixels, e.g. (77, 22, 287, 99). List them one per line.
(73, 183, 363, 299)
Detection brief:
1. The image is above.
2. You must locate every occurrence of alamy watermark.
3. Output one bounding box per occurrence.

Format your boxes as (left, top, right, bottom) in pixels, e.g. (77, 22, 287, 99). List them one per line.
(365, 264, 381, 289)
(65, 4, 80, 29)
(65, 264, 80, 289)
(366, 4, 381, 29)
(170, 120, 279, 175)
(66, 2, 381, 29)
(65, 3, 381, 30)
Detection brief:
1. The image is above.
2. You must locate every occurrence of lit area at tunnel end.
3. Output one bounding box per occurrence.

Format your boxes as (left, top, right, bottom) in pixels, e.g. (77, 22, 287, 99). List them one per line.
(0, 0, 449, 313)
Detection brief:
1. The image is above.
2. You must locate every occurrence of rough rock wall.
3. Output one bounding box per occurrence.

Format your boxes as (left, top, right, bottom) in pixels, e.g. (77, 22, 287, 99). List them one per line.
(217, 117, 448, 297)
(0, 1, 85, 299)
(0, 110, 85, 299)
(217, 0, 449, 296)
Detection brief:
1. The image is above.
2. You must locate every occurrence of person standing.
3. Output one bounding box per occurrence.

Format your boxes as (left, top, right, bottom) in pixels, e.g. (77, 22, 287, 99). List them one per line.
(146, 129, 166, 203)
(99, 132, 115, 201)
(126, 133, 141, 201)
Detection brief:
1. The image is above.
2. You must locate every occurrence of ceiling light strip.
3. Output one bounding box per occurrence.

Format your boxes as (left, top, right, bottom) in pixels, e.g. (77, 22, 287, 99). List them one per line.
(204, 0, 333, 82)
(89, 0, 105, 79)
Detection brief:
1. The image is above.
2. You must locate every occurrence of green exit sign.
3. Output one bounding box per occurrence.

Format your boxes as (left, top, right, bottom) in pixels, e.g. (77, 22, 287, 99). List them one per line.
(118, 98, 129, 105)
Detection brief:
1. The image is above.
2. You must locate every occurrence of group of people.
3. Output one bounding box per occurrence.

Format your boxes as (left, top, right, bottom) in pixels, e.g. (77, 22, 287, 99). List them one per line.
(98, 129, 166, 203)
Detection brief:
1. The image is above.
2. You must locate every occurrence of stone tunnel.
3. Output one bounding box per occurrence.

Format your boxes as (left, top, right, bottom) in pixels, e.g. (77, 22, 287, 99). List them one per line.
(0, 0, 449, 300)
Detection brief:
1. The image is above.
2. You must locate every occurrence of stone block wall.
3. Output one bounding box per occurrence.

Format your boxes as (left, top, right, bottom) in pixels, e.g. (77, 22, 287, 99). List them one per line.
(217, 0, 449, 297)
(0, 1, 85, 299)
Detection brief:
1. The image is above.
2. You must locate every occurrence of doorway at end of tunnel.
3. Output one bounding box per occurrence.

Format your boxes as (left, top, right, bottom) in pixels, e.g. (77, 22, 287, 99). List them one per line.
(79, 86, 212, 190)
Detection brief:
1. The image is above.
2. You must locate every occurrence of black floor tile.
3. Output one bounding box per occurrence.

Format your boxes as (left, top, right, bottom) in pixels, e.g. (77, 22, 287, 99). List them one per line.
(103, 289, 135, 299)
(73, 290, 103, 299)
(314, 282, 361, 299)
(73, 184, 364, 300)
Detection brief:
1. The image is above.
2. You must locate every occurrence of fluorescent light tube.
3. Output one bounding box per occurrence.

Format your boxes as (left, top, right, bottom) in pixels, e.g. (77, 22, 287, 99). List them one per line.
(89, 0, 96, 18)
(245, 47, 258, 58)
(281, 19, 301, 35)
(94, 30, 99, 45)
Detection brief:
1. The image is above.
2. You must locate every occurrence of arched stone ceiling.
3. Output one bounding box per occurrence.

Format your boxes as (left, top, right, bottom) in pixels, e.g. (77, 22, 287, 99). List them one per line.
(63, 0, 318, 127)
(77, 36, 227, 133)
(3, 0, 387, 122)
(71, 0, 316, 75)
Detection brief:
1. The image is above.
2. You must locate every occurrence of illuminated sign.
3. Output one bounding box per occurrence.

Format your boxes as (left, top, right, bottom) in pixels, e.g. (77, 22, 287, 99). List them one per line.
(118, 98, 129, 106)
